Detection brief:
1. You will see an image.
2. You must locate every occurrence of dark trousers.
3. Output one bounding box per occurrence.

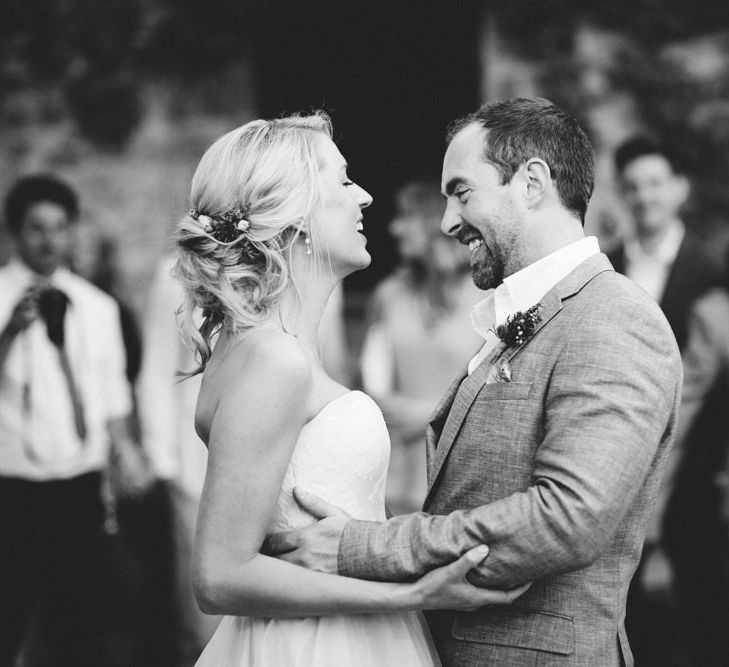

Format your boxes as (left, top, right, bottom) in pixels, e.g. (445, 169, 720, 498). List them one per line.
(625, 546, 681, 666)
(664, 480, 729, 666)
(0, 472, 107, 667)
(106, 481, 178, 667)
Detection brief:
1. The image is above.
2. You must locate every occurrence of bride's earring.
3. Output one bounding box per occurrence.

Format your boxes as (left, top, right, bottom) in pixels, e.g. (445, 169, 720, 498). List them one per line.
(304, 234, 312, 256)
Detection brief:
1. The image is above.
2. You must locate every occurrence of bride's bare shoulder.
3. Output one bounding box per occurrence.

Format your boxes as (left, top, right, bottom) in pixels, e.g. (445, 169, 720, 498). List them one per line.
(199, 329, 311, 417)
(195, 329, 312, 442)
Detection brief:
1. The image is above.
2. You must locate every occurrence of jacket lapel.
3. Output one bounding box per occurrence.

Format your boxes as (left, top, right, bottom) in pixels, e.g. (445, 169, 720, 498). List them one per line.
(424, 253, 614, 502)
(425, 369, 466, 476)
(425, 350, 500, 495)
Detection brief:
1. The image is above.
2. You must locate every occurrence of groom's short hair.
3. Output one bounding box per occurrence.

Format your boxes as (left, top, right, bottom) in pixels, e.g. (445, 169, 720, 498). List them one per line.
(447, 98, 595, 224)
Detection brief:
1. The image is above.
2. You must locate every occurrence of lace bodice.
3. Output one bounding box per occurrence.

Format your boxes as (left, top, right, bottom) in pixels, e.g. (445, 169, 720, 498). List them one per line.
(270, 391, 390, 531)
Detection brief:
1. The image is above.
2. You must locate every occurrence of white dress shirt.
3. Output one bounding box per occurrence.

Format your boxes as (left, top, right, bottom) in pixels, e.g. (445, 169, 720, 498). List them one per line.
(468, 236, 601, 374)
(0, 258, 132, 480)
(624, 221, 684, 303)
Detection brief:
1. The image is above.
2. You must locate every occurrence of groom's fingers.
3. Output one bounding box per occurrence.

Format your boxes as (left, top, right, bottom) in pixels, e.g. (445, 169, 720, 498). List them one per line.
(457, 546, 532, 606)
(480, 581, 532, 606)
(293, 487, 349, 519)
(439, 545, 490, 581)
(462, 545, 490, 573)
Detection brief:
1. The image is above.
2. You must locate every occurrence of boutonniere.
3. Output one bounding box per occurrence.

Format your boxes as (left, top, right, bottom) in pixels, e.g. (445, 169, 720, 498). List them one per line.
(491, 304, 542, 348)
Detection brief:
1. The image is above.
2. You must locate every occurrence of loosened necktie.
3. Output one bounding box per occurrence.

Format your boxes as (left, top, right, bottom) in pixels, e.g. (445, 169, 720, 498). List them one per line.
(38, 287, 87, 441)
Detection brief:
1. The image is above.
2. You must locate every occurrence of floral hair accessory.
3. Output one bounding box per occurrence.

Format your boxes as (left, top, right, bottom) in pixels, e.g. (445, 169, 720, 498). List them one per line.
(197, 214, 213, 232)
(189, 206, 251, 245)
(491, 304, 541, 348)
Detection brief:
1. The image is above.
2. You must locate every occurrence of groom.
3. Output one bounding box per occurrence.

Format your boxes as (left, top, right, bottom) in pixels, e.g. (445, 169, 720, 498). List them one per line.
(266, 98, 682, 666)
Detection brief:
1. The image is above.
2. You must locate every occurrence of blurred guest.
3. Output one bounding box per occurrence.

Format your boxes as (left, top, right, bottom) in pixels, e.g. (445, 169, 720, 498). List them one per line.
(609, 136, 722, 351)
(0, 175, 144, 666)
(360, 181, 482, 514)
(659, 263, 729, 666)
(610, 137, 723, 666)
(70, 225, 175, 666)
(137, 254, 349, 663)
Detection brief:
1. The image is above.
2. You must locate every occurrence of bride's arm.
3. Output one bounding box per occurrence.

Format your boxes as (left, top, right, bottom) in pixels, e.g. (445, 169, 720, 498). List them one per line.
(193, 336, 524, 617)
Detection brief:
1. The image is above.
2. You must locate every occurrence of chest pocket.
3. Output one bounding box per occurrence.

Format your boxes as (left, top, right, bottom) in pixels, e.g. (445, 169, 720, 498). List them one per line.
(477, 381, 533, 401)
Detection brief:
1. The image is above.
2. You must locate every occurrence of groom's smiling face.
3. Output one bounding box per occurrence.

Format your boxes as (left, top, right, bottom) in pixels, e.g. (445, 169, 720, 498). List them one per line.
(440, 123, 522, 290)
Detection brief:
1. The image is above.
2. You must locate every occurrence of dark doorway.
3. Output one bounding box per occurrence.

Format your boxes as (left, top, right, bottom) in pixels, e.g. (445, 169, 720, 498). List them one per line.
(249, 1, 483, 291)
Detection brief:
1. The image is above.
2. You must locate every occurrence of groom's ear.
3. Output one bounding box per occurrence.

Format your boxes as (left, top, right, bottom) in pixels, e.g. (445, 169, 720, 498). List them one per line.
(522, 158, 551, 210)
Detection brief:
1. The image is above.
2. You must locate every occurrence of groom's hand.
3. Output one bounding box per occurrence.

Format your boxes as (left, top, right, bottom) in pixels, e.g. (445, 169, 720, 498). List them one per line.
(261, 488, 351, 574)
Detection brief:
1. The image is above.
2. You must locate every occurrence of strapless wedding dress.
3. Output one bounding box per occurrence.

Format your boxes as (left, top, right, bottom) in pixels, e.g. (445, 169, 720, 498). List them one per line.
(194, 390, 440, 666)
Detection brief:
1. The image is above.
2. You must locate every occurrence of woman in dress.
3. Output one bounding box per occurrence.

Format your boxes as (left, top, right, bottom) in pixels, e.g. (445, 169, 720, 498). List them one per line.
(360, 180, 483, 514)
(174, 112, 525, 666)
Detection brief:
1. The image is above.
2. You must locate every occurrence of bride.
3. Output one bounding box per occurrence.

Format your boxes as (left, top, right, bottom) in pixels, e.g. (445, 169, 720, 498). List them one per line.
(174, 112, 525, 666)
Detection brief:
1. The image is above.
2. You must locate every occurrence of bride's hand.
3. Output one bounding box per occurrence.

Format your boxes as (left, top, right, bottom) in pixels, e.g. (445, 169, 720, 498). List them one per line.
(413, 546, 531, 612)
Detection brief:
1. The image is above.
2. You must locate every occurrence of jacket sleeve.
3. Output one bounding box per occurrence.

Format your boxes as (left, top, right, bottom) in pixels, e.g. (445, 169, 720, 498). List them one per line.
(338, 298, 683, 588)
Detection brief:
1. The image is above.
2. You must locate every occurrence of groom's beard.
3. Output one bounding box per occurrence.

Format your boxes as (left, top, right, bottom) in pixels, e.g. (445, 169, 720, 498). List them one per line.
(456, 223, 505, 291)
(471, 240, 505, 290)
(468, 196, 521, 290)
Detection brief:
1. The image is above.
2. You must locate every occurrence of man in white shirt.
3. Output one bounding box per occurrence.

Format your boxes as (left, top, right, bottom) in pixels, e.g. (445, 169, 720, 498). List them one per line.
(0, 175, 138, 666)
(609, 136, 721, 351)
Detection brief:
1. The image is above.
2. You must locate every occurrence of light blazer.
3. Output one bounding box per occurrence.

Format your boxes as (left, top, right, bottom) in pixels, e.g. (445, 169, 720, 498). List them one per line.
(339, 254, 682, 666)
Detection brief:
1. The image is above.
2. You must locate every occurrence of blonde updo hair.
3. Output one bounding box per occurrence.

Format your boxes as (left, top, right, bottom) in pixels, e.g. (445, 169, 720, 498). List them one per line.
(174, 111, 333, 375)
